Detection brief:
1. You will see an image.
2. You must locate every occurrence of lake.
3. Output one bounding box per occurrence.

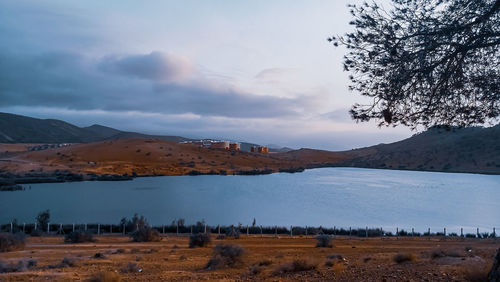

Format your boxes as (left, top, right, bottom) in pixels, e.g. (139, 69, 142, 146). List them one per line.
(1, 168, 499, 234)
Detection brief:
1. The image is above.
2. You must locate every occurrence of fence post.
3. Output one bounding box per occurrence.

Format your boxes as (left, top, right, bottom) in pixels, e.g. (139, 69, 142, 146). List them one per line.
(23, 223, 25, 233)
(35, 222, 37, 231)
(72, 223, 75, 233)
(333, 226, 336, 238)
(461, 228, 463, 237)
(275, 226, 278, 238)
(205, 224, 207, 234)
(176, 222, 179, 236)
(162, 225, 165, 235)
(396, 227, 398, 239)
(444, 227, 446, 237)
(305, 226, 308, 237)
(290, 225, 292, 237)
(477, 227, 479, 238)
(98, 224, 100, 235)
(59, 223, 63, 234)
(47, 223, 50, 233)
(190, 226, 193, 235)
(366, 226, 368, 238)
(10, 222, 12, 233)
(260, 225, 263, 238)
(85, 223, 87, 231)
(247, 225, 249, 236)
(218, 225, 220, 235)
(110, 224, 112, 234)
(494, 227, 496, 238)
(412, 228, 414, 237)
(349, 227, 352, 238)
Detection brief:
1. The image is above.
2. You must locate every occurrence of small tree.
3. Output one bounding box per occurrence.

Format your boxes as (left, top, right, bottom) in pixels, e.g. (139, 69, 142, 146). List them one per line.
(36, 210, 50, 230)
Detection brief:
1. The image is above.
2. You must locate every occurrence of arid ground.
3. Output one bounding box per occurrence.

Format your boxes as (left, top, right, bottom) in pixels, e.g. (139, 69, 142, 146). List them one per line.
(0, 235, 498, 281)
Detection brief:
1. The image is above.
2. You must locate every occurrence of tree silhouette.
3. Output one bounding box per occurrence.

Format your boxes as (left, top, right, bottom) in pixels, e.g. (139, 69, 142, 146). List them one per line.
(330, 0, 499, 128)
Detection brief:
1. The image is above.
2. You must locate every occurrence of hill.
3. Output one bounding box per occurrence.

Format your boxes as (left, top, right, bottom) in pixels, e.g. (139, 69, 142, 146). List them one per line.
(340, 125, 500, 174)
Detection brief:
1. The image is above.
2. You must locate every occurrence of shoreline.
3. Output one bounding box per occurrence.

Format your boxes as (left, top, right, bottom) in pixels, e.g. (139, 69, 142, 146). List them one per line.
(1, 165, 498, 189)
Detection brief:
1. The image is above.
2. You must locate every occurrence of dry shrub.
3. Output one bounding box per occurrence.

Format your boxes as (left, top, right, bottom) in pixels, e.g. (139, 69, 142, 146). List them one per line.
(64, 231, 94, 243)
(131, 226, 160, 242)
(315, 235, 333, 248)
(431, 248, 463, 259)
(0, 232, 25, 252)
(0, 259, 37, 273)
(89, 271, 121, 282)
(121, 262, 140, 273)
(58, 257, 79, 267)
(94, 252, 106, 259)
(393, 253, 417, 264)
(326, 254, 343, 260)
(205, 244, 245, 270)
(273, 259, 317, 275)
(324, 260, 334, 267)
(189, 233, 211, 248)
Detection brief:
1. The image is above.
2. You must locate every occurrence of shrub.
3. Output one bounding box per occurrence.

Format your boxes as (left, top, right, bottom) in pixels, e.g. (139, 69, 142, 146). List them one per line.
(430, 249, 463, 259)
(94, 252, 106, 259)
(64, 231, 94, 243)
(315, 235, 333, 248)
(0, 259, 37, 273)
(273, 259, 317, 275)
(205, 244, 245, 270)
(57, 257, 79, 268)
(225, 226, 240, 239)
(121, 262, 140, 273)
(131, 226, 160, 242)
(393, 253, 417, 264)
(36, 210, 50, 231)
(89, 271, 121, 282)
(0, 232, 25, 252)
(189, 233, 211, 248)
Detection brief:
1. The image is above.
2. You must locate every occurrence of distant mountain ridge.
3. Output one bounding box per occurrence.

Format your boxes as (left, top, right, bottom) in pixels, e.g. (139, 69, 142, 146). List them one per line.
(0, 112, 264, 151)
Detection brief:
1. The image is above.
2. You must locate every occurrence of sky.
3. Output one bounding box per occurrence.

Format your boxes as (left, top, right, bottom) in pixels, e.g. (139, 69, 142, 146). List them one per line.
(0, 0, 412, 150)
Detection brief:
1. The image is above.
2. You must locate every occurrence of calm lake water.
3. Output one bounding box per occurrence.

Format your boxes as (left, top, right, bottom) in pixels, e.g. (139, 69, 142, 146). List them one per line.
(1, 168, 499, 233)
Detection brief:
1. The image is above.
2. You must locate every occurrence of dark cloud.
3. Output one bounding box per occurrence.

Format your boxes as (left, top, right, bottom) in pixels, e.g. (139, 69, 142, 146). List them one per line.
(0, 51, 305, 118)
(99, 51, 194, 82)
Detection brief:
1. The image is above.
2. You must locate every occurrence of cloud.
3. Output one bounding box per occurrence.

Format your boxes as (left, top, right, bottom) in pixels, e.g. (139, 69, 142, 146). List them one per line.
(99, 51, 194, 83)
(0, 51, 310, 119)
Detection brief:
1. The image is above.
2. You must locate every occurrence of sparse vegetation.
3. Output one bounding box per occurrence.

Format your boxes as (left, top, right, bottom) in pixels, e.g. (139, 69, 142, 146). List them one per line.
(36, 209, 50, 232)
(121, 262, 140, 273)
(189, 233, 211, 248)
(64, 231, 94, 243)
(121, 214, 161, 242)
(0, 232, 25, 252)
(315, 234, 333, 248)
(393, 253, 417, 264)
(273, 259, 317, 275)
(0, 258, 37, 273)
(205, 244, 245, 270)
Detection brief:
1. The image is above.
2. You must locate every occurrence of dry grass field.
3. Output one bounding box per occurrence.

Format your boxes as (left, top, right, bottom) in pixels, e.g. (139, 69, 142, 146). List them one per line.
(0, 234, 498, 281)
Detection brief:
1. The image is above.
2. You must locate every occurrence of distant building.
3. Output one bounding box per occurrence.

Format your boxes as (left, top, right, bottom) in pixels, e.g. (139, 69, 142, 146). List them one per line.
(229, 143, 240, 151)
(251, 146, 268, 154)
(210, 141, 230, 149)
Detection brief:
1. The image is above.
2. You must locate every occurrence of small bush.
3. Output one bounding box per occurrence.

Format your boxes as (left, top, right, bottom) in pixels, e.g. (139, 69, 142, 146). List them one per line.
(64, 231, 94, 243)
(430, 249, 463, 259)
(131, 226, 160, 242)
(89, 271, 121, 282)
(0, 232, 25, 252)
(58, 257, 79, 267)
(324, 260, 334, 267)
(315, 235, 333, 248)
(205, 244, 245, 270)
(121, 262, 140, 273)
(94, 252, 106, 259)
(326, 254, 343, 260)
(393, 253, 417, 264)
(189, 233, 211, 248)
(0, 259, 37, 273)
(273, 259, 317, 275)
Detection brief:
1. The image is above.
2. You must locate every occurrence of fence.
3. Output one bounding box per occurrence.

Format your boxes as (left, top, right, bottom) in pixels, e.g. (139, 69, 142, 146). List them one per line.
(0, 222, 497, 239)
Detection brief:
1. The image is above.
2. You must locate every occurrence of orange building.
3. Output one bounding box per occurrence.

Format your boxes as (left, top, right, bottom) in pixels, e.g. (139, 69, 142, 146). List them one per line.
(229, 143, 241, 151)
(251, 146, 268, 154)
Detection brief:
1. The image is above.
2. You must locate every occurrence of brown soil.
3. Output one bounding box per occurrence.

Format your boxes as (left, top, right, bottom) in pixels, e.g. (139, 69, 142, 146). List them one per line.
(0, 139, 356, 176)
(0, 235, 497, 281)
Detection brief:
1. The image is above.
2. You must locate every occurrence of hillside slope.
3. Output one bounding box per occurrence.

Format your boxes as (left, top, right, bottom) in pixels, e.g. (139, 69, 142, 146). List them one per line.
(341, 125, 500, 174)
